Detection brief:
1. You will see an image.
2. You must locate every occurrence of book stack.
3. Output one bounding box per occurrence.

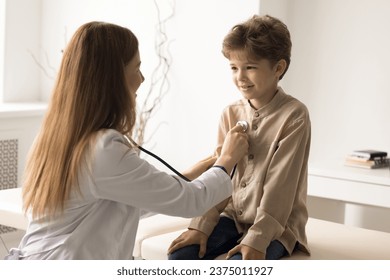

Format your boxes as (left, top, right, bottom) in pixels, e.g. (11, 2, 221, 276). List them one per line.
(345, 150, 390, 169)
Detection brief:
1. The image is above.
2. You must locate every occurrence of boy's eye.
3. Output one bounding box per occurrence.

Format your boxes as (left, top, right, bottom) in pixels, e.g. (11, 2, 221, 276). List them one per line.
(230, 66, 238, 71)
(247, 66, 257, 70)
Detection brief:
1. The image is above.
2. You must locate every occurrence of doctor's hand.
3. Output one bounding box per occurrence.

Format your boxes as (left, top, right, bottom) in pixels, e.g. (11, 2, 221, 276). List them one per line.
(167, 229, 208, 258)
(226, 244, 265, 260)
(214, 124, 249, 174)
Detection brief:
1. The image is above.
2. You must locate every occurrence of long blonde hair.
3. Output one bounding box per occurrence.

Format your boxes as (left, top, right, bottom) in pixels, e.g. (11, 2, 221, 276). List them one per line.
(23, 22, 139, 219)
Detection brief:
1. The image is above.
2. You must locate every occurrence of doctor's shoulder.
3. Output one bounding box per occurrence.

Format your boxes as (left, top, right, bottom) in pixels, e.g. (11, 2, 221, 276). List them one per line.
(90, 129, 137, 170)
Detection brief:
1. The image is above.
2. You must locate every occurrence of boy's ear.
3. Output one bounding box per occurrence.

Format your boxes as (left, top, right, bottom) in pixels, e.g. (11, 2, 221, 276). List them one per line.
(275, 59, 287, 78)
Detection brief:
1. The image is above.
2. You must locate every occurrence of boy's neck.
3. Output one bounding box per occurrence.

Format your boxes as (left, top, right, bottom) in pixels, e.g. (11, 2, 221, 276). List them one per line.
(248, 88, 279, 110)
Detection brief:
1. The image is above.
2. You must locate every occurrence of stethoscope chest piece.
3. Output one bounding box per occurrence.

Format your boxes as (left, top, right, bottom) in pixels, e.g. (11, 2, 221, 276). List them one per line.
(236, 120, 249, 133)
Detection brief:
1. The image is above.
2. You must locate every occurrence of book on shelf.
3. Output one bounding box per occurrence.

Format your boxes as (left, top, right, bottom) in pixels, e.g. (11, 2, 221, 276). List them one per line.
(344, 154, 390, 169)
(350, 149, 387, 160)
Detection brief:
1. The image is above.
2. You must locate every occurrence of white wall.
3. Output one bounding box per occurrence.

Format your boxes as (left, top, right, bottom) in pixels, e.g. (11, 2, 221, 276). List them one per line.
(39, 0, 161, 101)
(3, 0, 42, 102)
(261, 0, 390, 163)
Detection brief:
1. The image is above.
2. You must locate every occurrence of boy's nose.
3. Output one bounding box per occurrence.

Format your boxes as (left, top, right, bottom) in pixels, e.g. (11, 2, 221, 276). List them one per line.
(237, 71, 247, 81)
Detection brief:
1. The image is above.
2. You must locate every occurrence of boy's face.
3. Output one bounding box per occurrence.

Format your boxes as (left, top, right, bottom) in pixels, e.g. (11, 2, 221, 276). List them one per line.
(228, 50, 285, 110)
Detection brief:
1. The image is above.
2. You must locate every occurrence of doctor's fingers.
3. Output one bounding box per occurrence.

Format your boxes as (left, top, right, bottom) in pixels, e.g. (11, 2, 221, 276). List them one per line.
(230, 124, 246, 133)
(230, 126, 249, 142)
(233, 132, 249, 154)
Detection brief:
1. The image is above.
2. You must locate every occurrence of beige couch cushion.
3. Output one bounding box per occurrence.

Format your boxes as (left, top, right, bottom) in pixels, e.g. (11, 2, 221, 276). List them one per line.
(133, 215, 190, 258)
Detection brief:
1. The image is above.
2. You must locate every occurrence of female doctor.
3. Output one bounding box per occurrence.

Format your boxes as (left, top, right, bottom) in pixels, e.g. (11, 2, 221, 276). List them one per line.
(5, 22, 248, 260)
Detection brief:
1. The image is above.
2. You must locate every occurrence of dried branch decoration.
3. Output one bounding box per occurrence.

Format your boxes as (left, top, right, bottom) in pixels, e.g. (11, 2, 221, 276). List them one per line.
(133, 0, 175, 147)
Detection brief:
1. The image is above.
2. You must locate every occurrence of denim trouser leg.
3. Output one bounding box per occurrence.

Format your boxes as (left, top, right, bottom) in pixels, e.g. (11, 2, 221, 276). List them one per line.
(265, 240, 288, 260)
(168, 217, 241, 260)
(168, 216, 288, 260)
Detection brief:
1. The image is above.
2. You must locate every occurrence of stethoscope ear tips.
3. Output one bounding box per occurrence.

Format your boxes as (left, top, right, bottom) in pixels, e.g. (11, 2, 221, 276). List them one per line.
(236, 120, 249, 132)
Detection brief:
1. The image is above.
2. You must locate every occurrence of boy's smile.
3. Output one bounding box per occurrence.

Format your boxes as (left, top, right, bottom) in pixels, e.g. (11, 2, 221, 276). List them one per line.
(228, 50, 286, 110)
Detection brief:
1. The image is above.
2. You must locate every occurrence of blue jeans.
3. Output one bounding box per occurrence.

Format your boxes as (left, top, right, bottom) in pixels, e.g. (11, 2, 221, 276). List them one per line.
(168, 217, 287, 260)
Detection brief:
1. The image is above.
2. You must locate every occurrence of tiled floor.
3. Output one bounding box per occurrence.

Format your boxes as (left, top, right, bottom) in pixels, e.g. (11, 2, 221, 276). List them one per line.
(0, 230, 25, 259)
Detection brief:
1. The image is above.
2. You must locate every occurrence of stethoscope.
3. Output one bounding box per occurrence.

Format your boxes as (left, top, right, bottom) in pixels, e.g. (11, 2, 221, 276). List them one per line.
(126, 121, 248, 182)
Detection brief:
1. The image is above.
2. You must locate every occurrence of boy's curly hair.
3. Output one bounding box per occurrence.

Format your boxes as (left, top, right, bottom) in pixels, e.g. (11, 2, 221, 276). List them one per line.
(222, 15, 291, 80)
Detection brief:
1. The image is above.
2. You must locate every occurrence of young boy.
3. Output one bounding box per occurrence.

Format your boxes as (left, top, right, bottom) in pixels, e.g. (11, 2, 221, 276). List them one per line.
(168, 15, 311, 260)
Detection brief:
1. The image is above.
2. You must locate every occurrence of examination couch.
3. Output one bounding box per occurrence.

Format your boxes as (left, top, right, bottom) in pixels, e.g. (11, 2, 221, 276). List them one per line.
(134, 214, 390, 260)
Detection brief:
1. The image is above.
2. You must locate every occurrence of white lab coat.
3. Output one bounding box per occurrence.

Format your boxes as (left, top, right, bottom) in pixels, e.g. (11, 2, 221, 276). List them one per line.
(6, 129, 232, 259)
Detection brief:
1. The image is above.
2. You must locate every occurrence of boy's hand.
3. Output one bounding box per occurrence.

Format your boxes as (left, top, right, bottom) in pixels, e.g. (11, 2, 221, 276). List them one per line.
(226, 244, 265, 260)
(167, 229, 208, 258)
